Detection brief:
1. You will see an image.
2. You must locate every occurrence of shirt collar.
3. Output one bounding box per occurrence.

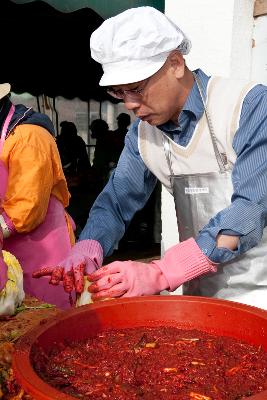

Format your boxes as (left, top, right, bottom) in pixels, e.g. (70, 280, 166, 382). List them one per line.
(158, 68, 210, 133)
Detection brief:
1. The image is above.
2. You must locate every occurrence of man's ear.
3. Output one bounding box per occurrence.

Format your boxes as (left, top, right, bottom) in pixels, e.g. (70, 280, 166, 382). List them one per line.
(168, 50, 185, 79)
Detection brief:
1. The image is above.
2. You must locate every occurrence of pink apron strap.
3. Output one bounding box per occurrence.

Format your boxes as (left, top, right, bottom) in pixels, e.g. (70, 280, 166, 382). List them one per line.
(0, 105, 15, 202)
(0, 104, 15, 155)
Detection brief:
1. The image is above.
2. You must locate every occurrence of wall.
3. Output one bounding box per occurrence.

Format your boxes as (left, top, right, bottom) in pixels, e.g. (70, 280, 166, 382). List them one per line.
(165, 0, 254, 77)
(251, 14, 267, 83)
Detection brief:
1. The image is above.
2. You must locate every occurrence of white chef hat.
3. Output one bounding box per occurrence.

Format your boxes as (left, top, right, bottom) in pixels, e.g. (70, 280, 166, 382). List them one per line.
(90, 6, 191, 86)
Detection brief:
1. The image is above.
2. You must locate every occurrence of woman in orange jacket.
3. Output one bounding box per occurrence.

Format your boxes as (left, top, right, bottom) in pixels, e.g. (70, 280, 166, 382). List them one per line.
(0, 83, 75, 309)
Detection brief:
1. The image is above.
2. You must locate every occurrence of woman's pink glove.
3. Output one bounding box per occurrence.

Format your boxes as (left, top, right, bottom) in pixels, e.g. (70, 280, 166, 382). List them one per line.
(32, 240, 103, 294)
(0, 228, 8, 291)
(88, 238, 217, 300)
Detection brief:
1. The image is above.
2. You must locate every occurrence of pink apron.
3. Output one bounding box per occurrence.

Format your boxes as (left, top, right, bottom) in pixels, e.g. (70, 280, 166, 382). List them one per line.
(0, 106, 72, 309)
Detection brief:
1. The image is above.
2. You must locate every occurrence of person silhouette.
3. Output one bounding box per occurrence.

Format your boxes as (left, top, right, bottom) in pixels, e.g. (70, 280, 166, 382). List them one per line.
(110, 113, 131, 168)
(57, 121, 95, 236)
(56, 121, 90, 180)
(90, 119, 112, 187)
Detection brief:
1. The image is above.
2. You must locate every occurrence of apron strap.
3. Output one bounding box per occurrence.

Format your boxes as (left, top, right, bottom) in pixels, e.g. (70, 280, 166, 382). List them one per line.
(192, 72, 227, 173)
(162, 73, 228, 177)
(0, 104, 15, 155)
(162, 134, 174, 176)
(162, 134, 175, 190)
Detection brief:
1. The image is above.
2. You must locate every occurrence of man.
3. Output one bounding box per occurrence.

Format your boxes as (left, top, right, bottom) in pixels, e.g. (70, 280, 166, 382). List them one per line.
(34, 7, 267, 309)
(0, 83, 76, 308)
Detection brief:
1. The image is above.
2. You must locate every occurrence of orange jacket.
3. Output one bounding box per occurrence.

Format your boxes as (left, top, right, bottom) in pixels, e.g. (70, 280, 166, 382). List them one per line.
(1, 123, 71, 236)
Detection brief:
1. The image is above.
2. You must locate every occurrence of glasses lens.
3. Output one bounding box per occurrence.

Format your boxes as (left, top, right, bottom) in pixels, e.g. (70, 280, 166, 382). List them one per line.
(106, 87, 144, 101)
(124, 90, 143, 100)
(106, 89, 124, 99)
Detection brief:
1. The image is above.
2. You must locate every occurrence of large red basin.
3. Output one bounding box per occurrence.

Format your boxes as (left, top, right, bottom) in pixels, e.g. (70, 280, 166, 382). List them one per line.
(13, 295, 267, 399)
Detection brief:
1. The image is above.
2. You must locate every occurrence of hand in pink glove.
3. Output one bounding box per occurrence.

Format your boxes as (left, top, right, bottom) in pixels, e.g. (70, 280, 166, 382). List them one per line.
(88, 260, 169, 300)
(32, 240, 103, 294)
(88, 238, 217, 300)
(0, 228, 8, 292)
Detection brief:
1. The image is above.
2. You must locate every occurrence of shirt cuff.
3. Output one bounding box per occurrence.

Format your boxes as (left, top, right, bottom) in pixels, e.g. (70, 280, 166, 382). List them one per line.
(196, 230, 241, 263)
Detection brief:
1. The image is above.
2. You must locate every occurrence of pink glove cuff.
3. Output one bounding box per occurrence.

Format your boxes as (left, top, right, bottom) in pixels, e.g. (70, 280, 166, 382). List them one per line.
(75, 239, 103, 269)
(153, 238, 217, 292)
(0, 211, 16, 238)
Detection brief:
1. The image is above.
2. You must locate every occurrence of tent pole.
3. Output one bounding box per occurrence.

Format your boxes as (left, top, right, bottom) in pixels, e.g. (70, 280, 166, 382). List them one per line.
(36, 96, 41, 113)
(53, 97, 59, 137)
(87, 99, 91, 147)
(99, 101, 102, 119)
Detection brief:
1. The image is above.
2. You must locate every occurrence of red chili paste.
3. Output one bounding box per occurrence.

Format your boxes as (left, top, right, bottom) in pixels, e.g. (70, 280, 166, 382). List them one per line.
(32, 326, 267, 399)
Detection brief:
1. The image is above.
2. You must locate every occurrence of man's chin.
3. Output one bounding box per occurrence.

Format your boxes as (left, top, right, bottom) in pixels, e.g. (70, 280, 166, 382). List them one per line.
(145, 117, 163, 126)
(148, 118, 167, 126)
(146, 120, 157, 126)
(139, 114, 167, 126)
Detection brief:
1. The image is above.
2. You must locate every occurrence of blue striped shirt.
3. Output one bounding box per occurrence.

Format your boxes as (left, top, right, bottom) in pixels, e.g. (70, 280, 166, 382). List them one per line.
(80, 69, 267, 263)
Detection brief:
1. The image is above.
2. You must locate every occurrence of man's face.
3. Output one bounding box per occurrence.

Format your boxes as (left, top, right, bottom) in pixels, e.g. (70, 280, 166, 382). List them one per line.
(108, 52, 188, 126)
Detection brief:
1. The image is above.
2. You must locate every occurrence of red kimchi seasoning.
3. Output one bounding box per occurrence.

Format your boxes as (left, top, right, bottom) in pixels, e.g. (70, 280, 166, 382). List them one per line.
(32, 326, 267, 399)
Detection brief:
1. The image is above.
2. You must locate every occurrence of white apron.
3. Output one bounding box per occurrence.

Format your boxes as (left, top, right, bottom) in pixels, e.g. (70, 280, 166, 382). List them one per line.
(138, 75, 267, 309)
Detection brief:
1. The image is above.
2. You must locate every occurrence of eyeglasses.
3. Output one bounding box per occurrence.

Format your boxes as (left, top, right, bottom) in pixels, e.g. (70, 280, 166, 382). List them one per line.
(106, 78, 149, 100)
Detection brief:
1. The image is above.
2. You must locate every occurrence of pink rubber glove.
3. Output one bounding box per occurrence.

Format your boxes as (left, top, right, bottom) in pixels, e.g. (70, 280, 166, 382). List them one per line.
(88, 261, 169, 300)
(0, 228, 8, 291)
(32, 240, 103, 294)
(88, 238, 217, 300)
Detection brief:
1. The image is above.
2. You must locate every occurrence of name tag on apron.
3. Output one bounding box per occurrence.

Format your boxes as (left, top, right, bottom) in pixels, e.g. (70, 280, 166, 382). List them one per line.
(185, 187, 209, 195)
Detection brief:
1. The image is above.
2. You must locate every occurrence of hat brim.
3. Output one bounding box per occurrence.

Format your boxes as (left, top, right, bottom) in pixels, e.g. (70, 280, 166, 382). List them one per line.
(99, 52, 169, 86)
(0, 83, 11, 100)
